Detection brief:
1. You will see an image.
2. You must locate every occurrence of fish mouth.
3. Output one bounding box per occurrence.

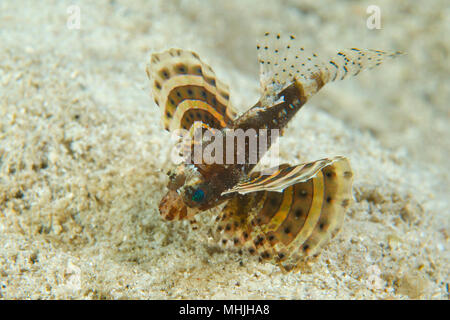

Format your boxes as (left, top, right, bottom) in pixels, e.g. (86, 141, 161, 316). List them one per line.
(159, 190, 188, 221)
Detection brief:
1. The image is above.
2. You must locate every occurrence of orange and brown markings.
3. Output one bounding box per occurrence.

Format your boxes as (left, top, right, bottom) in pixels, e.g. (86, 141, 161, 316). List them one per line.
(216, 191, 264, 246)
(268, 180, 314, 248)
(180, 107, 222, 131)
(222, 158, 333, 195)
(285, 158, 353, 264)
(147, 48, 235, 132)
(236, 164, 294, 190)
(216, 157, 353, 268)
(145, 36, 402, 272)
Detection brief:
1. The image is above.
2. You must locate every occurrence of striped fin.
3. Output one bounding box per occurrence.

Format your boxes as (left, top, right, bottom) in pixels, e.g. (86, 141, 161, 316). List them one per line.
(257, 32, 403, 106)
(216, 156, 353, 271)
(222, 156, 344, 195)
(146, 48, 237, 132)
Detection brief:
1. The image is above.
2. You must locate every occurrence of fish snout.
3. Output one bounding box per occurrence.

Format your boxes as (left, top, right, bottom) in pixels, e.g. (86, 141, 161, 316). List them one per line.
(159, 190, 188, 221)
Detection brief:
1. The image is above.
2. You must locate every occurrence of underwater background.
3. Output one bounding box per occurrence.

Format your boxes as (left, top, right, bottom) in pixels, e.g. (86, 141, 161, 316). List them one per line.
(0, 0, 448, 299)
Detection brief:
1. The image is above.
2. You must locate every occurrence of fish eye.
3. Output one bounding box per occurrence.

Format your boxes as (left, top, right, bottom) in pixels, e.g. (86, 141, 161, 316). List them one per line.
(191, 188, 205, 202)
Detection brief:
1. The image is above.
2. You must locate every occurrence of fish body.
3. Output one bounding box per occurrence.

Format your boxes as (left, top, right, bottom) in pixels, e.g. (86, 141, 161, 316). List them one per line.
(146, 33, 401, 271)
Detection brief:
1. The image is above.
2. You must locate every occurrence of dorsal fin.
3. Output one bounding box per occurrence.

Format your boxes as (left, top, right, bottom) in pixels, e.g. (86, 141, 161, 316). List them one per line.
(146, 48, 237, 132)
(257, 32, 403, 106)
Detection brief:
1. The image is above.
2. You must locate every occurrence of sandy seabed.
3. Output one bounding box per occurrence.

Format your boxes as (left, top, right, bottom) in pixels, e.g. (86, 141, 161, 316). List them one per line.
(0, 0, 448, 299)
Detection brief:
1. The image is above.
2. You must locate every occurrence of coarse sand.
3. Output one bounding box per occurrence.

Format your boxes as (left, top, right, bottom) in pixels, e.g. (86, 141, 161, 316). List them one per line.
(0, 0, 448, 299)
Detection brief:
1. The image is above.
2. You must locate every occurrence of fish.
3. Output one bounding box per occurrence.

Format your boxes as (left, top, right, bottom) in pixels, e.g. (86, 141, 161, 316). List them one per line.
(146, 32, 402, 271)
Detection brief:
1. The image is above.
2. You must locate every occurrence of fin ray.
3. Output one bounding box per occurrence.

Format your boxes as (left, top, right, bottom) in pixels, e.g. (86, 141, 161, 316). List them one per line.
(257, 32, 403, 105)
(223, 156, 345, 195)
(147, 48, 236, 131)
(216, 156, 353, 271)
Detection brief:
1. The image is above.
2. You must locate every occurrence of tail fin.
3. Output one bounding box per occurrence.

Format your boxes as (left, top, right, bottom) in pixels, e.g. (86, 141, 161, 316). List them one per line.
(257, 32, 403, 105)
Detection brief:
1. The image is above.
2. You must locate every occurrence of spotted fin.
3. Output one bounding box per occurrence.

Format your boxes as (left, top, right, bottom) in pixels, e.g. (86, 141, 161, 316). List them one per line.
(146, 48, 237, 132)
(222, 156, 345, 195)
(257, 32, 403, 106)
(216, 156, 353, 271)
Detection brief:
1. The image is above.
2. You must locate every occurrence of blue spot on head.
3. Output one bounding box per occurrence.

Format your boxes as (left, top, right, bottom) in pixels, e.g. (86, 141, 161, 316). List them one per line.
(192, 189, 205, 202)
